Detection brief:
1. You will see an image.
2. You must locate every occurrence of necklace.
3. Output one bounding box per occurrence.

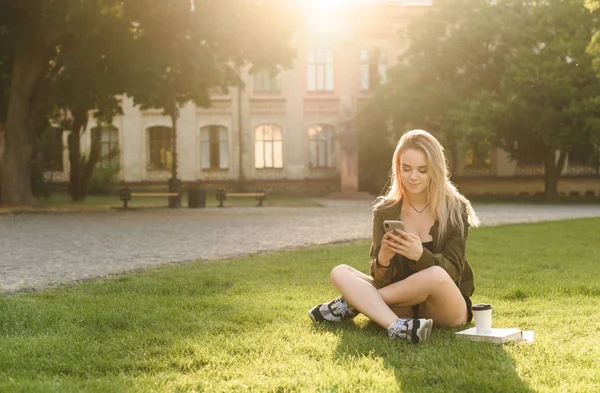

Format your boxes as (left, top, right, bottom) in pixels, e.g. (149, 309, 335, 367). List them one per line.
(409, 202, 428, 214)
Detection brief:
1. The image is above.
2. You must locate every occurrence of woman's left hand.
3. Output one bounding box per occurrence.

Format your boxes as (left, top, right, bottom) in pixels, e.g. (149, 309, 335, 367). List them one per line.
(389, 229, 423, 261)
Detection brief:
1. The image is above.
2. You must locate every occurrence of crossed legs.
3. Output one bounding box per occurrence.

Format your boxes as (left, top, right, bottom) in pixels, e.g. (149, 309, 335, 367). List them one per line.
(329, 264, 468, 328)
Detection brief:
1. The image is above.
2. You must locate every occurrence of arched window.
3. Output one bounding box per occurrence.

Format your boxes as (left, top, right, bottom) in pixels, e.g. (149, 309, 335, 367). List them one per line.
(92, 125, 119, 168)
(307, 47, 334, 92)
(360, 48, 387, 91)
(308, 124, 335, 168)
(255, 124, 283, 169)
(200, 126, 229, 169)
(147, 126, 172, 170)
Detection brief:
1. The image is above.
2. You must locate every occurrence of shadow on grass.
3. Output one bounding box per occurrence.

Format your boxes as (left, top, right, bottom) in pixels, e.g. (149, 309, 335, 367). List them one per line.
(315, 319, 535, 393)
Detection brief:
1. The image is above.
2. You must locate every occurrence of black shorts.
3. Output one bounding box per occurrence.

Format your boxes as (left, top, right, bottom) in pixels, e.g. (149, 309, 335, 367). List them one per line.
(464, 296, 473, 323)
(412, 296, 473, 323)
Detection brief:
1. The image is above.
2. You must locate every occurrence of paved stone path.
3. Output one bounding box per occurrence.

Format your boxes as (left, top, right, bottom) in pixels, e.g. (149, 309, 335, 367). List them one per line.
(1, 200, 600, 293)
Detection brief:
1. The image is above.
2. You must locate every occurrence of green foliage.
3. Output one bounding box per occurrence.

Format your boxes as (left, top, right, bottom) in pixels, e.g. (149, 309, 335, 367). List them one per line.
(357, 0, 503, 193)
(123, 0, 298, 115)
(87, 163, 120, 196)
(0, 218, 599, 391)
(490, 0, 600, 159)
(0, 0, 299, 205)
(356, 106, 395, 195)
(358, 0, 600, 200)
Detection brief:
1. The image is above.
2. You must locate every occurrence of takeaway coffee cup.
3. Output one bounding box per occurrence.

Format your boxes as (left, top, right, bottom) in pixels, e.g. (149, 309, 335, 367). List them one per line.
(472, 303, 493, 334)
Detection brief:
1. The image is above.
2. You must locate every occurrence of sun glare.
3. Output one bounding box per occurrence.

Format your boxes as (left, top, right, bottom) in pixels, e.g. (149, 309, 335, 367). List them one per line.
(305, 0, 361, 33)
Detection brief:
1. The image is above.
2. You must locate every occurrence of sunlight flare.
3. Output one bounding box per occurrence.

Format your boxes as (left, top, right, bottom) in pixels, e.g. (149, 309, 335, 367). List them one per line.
(304, 0, 361, 33)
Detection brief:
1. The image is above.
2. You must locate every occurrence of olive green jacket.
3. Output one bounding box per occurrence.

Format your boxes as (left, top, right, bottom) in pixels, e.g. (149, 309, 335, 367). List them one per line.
(368, 199, 475, 298)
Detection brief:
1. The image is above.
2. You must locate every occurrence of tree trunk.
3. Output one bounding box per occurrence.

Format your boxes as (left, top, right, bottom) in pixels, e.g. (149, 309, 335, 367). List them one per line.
(170, 111, 178, 186)
(67, 106, 89, 201)
(80, 126, 102, 198)
(544, 149, 567, 203)
(0, 123, 5, 162)
(0, 41, 48, 206)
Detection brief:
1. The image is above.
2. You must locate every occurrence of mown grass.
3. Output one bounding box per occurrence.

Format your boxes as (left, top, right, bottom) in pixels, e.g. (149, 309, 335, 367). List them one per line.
(1, 218, 599, 392)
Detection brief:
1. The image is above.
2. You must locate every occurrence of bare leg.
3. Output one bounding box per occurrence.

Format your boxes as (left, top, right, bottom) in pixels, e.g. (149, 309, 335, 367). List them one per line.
(378, 265, 468, 327)
(329, 265, 402, 329)
(330, 264, 468, 328)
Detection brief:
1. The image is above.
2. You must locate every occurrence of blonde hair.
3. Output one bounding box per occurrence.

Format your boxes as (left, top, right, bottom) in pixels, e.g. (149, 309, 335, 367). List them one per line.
(373, 129, 479, 242)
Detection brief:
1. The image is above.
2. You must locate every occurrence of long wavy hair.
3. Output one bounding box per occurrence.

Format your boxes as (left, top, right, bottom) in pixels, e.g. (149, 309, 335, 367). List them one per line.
(373, 129, 479, 242)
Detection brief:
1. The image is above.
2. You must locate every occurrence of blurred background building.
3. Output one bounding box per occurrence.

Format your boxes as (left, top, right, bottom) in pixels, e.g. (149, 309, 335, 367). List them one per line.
(42, 0, 599, 197)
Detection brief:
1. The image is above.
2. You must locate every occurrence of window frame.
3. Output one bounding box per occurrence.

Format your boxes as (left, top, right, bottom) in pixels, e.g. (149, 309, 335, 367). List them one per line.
(254, 124, 284, 169)
(360, 48, 387, 91)
(307, 47, 335, 92)
(147, 126, 173, 171)
(464, 142, 493, 168)
(93, 125, 120, 169)
(200, 125, 229, 170)
(308, 124, 336, 168)
(253, 68, 282, 94)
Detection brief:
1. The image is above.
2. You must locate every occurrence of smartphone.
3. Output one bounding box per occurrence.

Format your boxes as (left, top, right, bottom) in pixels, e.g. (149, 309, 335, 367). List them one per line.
(383, 220, 405, 233)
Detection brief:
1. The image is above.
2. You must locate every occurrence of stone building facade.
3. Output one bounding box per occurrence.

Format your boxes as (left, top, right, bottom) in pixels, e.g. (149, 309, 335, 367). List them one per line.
(43, 0, 600, 197)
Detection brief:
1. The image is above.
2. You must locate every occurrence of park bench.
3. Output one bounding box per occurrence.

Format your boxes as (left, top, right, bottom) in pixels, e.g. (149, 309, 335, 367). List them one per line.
(216, 188, 266, 207)
(119, 187, 180, 209)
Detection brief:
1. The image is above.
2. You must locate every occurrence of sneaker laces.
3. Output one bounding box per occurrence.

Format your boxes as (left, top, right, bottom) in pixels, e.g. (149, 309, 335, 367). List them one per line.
(331, 297, 355, 318)
(388, 319, 410, 340)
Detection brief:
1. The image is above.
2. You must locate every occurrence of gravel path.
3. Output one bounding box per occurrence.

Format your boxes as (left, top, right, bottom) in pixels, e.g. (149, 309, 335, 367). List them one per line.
(2, 200, 600, 293)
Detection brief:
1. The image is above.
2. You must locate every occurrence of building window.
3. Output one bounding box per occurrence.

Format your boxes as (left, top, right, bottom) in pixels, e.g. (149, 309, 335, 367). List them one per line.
(42, 128, 64, 171)
(92, 126, 119, 168)
(201, 125, 229, 169)
(360, 48, 387, 91)
(148, 126, 172, 170)
(307, 48, 334, 92)
(515, 148, 545, 176)
(308, 124, 335, 168)
(464, 142, 492, 167)
(569, 142, 598, 166)
(255, 124, 283, 169)
(254, 69, 282, 93)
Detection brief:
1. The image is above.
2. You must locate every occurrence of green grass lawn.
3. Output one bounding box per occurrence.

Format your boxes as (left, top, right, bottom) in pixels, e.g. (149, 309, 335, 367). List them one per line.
(1, 219, 599, 392)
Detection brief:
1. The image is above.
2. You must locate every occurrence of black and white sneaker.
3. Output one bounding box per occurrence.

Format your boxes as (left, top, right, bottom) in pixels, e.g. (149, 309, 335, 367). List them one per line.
(387, 318, 433, 344)
(308, 297, 359, 323)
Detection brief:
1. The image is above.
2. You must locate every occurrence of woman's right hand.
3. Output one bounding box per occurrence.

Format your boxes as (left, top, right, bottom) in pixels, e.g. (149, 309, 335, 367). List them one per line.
(378, 230, 398, 267)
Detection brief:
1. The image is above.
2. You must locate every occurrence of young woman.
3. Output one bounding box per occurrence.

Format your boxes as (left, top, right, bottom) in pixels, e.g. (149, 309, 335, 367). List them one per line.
(309, 129, 479, 344)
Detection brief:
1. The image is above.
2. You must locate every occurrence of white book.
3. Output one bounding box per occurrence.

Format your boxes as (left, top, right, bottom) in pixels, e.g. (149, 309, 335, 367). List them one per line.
(455, 327, 522, 344)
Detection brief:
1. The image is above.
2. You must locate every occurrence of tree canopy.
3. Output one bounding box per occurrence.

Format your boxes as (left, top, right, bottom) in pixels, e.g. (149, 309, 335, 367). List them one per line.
(358, 0, 600, 201)
(0, 0, 297, 206)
